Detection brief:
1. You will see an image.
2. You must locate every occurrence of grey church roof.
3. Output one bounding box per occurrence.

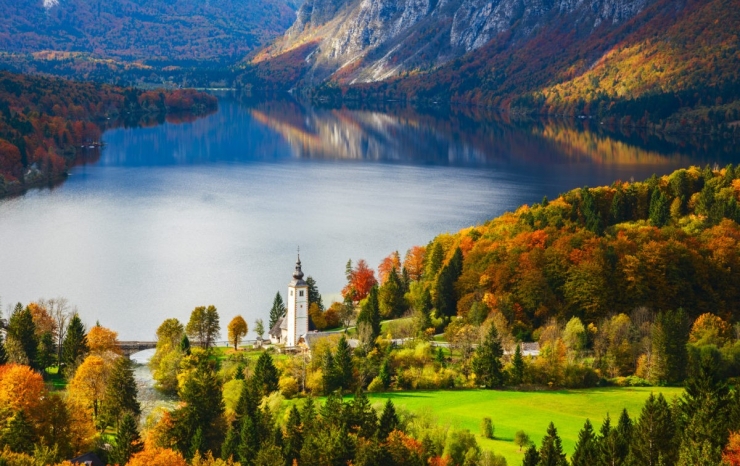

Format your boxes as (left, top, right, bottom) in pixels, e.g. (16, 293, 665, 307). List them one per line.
(269, 317, 285, 337)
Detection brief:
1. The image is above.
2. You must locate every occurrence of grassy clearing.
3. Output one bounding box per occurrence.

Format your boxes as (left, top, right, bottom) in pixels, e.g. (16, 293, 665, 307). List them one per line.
(363, 387, 684, 465)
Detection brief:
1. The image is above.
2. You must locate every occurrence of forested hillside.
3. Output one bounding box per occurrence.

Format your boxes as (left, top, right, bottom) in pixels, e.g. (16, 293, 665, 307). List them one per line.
(253, 0, 740, 127)
(0, 71, 217, 196)
(0, 0, 300, 62)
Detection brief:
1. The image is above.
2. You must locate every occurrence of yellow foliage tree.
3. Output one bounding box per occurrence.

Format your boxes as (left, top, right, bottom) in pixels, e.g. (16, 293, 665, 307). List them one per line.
(227, 315, 248, 350)
(68, 355, 113, 421)
(87, 325, 121, 356)
(0, 364, 46, 417)
(128, 448, 188, 466)
(689, 313, 731, 347)
(28, 301, 56, 337)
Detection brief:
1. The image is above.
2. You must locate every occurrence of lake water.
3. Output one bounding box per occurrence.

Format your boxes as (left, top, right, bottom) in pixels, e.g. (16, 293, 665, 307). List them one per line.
(0, 94, 737, 340)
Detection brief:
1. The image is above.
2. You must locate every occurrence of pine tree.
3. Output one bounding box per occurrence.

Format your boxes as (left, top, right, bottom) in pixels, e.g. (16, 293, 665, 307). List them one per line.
(610, 187, 627, 224)
(425, 241, 444, 278)
(349, 390, 377, 439)
(221, 424, 239, 461)
(36, 331, 54, 372)
(320, 391, 345, 430)
(1, 410, 35, 454)
(614, 409, 633, 461)
(356, 286, 381, 349)
(629, 393, 676, 466)
(472, 323, 504, 388)
(522, 444, 540, 466)
(109, 412, 143, 466)
(322, 350, 338, 395)
(379, 357, 392, 389)
(512, 343, 525, 385)
(649, 189, 670, 227)
(101, 356, 141, 429)
(283, 405, 302, 466)
(269, 292, 286, 331)
(581, 187, 604, 234)
(434, 248, 463, 318)
(7, 305, 38, 369)
(379, 267, 406, 318)
(253, 351, 279, 397)
(378, 399, 399, 440)
(180, 334, 191, 355)
(571, 419, 598, 466)
(306, 276, 324, 312)
(652, 309, 690, 384)
(335, 336, 353, 391)
(301, 396, 317, 432)
(62, 313, 88, 375)
(538, 422, 567, 466)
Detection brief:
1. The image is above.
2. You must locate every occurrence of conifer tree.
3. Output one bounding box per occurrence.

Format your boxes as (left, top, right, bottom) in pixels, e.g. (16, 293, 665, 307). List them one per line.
(522, 444, 540, 466)
(472, 323, 504, 388)
(320, 391, 345, 430)
(571, 419, 598, 466)
(581, 187, 604, 234)
(1, 410, 35, 454)
(180, 334, 191, 355)
(269, 292, 286, 331)
(512, 343, 525, 385)
(649, 189, 670, 227)
(110, 413, 143, 466)
(415, 287, 433, 337)
(652, 309, 690, 384)
(378, 399, 399, 440)
(379, 357, 392, 388)
(538, 422, 567, 466)
(283, 405, 302, 466)
(322, 350, 338, 395)
(172, 362, 225, 457)
(349, 390, 378, 439)
(62, 312, 88, 375)
(629, 393, 676, 466)
(356, 286, 381, 349)
(238, 409, 259, 465)
(306, 276, 324, 313)
(101, 356, 141, 429)
(301, 396, 317, 432)
(610, 187, 627, 224)
(253, 351, 279, 397)
(335, 336, 353, 391)
(434, 247, 463, 317)
(7, 305, 38, 369)
(37, 331, 54, 372)
(425, 241, 444, 278)
(379, 267, 406, 318)
(221, 424, 239, 461)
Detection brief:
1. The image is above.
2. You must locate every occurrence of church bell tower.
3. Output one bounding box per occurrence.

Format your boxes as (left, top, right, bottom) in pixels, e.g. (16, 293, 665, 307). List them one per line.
(286, 254, 309, 347)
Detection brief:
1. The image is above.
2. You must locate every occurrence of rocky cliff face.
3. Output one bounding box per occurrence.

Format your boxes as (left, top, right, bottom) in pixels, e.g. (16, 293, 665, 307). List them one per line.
(266, 0, 652, 84)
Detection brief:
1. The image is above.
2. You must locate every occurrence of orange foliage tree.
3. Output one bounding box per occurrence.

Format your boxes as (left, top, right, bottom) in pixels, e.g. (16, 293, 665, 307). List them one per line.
(128, 448, 188, 466)
(342, 259, 378, 303)
(87, 325, 121, 355)
(724, 432, 740, 466)
(403, 246, 426, 282)
(378, 251, 401, 285)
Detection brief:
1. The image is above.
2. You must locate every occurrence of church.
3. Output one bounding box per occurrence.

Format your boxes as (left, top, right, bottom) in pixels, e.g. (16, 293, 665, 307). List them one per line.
(268, 254, 309, 347)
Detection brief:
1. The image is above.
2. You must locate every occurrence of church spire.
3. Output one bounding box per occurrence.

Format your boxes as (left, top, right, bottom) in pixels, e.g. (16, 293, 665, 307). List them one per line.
(293, 254, 304, 281)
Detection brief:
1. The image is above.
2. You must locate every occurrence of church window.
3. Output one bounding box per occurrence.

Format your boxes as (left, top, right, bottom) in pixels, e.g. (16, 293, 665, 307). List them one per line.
(299, 290, 304, 297)
(290, 290, 293, 296)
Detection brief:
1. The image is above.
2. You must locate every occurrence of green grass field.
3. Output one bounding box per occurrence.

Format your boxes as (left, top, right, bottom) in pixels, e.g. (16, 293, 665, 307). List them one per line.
(364, 387, 684, 465)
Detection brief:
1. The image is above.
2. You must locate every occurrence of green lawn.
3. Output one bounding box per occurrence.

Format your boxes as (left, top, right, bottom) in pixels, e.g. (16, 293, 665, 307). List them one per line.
(364, 387, 684, 465)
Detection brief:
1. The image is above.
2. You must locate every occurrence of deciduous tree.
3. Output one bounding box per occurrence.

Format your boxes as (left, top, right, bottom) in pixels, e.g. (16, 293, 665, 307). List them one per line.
(186, 305, 220, 349)
(227, 316, 248, 350)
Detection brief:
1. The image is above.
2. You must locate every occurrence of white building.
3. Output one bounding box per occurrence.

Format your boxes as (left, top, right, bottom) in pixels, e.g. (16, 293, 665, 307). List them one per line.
(286, 255, 309, 347)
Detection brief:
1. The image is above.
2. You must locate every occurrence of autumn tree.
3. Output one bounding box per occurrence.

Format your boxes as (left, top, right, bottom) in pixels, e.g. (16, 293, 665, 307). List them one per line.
(128, 448, 188, 466)
(68, 355, 112, 422)
(342, 259, 378, 303)
(269, 292, 286, 330)
(87, 324, 120, 356)
(403, 246, 426, 282)
(306, 276, 324, 312)
(356, 286, 381, 350)
(378, 251, 402, 285)
(186, 305, 221, 349)
(151, 318, 185, 394)
(227, 316, 248, 350)
(689, 313, 731, 347)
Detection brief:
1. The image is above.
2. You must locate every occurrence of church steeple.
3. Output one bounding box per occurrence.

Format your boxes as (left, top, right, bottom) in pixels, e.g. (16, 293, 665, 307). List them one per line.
(293, 254, 304, 281)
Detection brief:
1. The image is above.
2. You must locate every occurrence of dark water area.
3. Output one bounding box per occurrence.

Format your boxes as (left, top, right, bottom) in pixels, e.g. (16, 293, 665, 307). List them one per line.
(1, 93, 738, 340)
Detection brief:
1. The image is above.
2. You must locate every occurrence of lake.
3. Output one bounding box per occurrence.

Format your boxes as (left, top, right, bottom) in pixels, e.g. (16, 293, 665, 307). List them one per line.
(0, 94, 736, 340)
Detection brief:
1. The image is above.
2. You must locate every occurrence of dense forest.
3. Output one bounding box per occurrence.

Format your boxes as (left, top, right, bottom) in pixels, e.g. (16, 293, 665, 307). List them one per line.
(0, 71, 217, 197)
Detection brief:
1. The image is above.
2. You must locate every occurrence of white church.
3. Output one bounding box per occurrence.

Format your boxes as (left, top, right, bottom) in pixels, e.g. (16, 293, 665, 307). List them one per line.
(268, 254, 309, 347)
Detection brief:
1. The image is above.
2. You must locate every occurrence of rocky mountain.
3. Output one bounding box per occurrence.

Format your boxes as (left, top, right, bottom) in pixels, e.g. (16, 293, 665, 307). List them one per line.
(260, 0, 653, 84)
(253, 0, 740, 125)
(0, 0, 302, 63)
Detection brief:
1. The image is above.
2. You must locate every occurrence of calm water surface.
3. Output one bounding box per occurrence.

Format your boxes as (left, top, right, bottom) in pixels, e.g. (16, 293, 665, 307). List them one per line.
(0, 95, 736, 339)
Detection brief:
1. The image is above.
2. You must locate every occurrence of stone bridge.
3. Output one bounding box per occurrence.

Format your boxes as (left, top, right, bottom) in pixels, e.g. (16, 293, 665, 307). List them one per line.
(117, 341, 157, 357)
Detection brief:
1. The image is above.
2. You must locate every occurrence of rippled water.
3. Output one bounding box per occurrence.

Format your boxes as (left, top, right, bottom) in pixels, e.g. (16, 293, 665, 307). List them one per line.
(0, 95, 736, 339)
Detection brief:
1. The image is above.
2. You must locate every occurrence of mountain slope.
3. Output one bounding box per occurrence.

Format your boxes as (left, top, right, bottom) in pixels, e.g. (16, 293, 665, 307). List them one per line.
(0, 0, 301, 62)
(253, 0, 740, 125)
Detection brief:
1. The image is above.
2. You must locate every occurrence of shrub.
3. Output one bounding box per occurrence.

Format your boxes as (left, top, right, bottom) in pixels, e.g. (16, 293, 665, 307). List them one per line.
(480, 417, 494, 439)
(367, 376, 386, 393)
(279, 376, 299, 398)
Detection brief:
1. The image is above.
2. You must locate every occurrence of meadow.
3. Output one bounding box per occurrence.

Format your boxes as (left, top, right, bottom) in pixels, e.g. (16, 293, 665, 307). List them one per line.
(364, 387, 685, 465)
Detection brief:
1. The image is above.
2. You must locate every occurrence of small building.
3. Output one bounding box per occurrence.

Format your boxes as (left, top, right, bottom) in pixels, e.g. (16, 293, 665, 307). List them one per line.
(70, 452, 105, 466)
(269, 316, 288, 345)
